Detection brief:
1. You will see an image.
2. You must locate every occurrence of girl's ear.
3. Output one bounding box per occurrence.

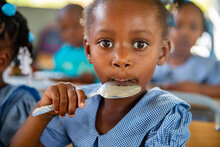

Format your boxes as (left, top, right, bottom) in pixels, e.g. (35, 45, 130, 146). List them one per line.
(84, 38, 92, 64)
(0, 50, 11, 73)
(157, 39, 171, 66)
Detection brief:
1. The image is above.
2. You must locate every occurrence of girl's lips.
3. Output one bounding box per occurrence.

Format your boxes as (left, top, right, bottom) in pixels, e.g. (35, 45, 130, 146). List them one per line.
(110, 79, 138, 86)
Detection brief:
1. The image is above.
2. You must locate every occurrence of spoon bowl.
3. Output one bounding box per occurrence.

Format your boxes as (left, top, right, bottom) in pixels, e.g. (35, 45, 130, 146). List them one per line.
(95, 81, 141, 99)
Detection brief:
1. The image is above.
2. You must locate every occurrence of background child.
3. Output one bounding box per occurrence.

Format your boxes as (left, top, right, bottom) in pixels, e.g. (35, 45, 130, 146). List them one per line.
(36, 22, 63, 70)
(151, 1, 220, 98)
(53, 4, 97, 84)
(11, 0, 191, 146)
(0, 0, 40, 146)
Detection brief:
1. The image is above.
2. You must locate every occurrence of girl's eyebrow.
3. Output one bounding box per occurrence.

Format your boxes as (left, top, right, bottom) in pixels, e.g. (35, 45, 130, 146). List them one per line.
(94, 29, 153, 37)
(129, 30, 153, 36)
(95, 29, 116, 35)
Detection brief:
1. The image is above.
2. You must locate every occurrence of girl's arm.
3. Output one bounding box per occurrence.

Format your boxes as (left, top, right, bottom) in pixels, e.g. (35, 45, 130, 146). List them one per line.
(10, 82, 86, 146)
(196, 84, 220, 98)
(10, 104, 53, 146)
(161, 81, 220, 98)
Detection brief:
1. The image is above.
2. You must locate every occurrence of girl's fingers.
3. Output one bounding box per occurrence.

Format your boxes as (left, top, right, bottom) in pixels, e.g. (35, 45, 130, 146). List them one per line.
(43, 82, 86, 118)
(76, 89, 86, 108)
(67, 84, 77, 117)
(58, 83, 68, 117)
(45, 85, 60, 113)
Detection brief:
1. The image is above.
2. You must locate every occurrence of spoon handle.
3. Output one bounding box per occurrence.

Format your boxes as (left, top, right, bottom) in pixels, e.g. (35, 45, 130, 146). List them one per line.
(32, 104, 54, 117)
(32, 91, 98, 117)
(86, 91, 99, 98)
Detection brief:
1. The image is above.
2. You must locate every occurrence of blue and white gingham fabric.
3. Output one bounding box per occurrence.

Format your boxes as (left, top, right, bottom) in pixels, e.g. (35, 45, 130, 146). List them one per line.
(152, 55, 220, 85)
(0, 84, 40, 146)
(40, 84, 192, 147)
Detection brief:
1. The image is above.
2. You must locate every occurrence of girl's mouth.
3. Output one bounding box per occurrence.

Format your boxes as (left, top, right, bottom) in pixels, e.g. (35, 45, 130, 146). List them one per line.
(109, 79, 138, 86)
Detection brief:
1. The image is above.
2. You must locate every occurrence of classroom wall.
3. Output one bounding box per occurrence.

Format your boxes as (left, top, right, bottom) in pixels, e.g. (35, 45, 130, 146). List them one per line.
(213, 0, 220, 14)
(17, 7, 58, 52)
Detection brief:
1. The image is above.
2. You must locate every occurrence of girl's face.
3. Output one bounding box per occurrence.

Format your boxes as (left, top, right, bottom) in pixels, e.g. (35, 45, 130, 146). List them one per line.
(0, 42, 13, 74)
(170, 4, 204, 56)
(84, 1, 170, 91)
(58, 11, 84, 47)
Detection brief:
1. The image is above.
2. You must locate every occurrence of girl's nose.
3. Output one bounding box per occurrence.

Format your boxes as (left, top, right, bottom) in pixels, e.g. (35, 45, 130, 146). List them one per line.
(112, 49, 132, 69)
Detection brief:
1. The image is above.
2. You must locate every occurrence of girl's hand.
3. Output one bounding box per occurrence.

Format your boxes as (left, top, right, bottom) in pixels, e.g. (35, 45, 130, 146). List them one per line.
(39, 82, 86, 118)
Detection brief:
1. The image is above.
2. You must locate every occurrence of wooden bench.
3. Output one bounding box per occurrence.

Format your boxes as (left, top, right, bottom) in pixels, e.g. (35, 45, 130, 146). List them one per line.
(187, 121, 220, 147)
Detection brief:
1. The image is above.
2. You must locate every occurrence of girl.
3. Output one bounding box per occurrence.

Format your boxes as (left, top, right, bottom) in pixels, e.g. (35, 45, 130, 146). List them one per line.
(53, 4, 97, 84)
(152, 1, 220, 98)
(0, 1, 40, 146)
(11, 0, 191, 146)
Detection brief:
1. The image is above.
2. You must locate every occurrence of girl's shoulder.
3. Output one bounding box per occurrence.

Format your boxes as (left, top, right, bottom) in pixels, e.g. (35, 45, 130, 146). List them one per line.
(142, 89, 192, 146)
(189, 55, 220, 72)
(0, 84, 40, 109)
(191, 55, 218, 64)
(10, 85, 40, 101)
(0, 84, 39, 127)
(145, 87, 190, 108)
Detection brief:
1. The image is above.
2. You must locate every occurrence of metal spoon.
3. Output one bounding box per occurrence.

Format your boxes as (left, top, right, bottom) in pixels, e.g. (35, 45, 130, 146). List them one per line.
(32, 81, 141, 117)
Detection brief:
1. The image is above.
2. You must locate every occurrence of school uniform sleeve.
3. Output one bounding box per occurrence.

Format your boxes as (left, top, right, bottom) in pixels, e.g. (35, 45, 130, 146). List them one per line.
(40, 116, 71, 147)
(144, 104, 192, 147)
(0, 92, 37, 146)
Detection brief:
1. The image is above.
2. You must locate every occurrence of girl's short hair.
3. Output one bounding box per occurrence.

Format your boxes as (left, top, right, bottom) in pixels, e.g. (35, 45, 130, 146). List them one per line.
(81, 0, 172, 39)
(58, 3, 83, 19)
(175, 1, 205, 30)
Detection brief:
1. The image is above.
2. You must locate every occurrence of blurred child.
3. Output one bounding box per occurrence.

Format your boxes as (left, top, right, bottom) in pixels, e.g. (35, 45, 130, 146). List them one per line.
(11, 0, 191, 146)
(36, 22, 63, 70)
(151, 1, 220, 98)
(0, 0, 40, 146)
(53, 4, 97, 83)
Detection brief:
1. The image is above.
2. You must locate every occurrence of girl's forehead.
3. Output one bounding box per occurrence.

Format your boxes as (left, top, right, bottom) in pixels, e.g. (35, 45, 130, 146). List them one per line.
(100, 0, 155, 11)
(93, 1, 159, 22)
(89, 1, 163, 41)
(178, 4, 203, 18)
(176, 5, 204, 25)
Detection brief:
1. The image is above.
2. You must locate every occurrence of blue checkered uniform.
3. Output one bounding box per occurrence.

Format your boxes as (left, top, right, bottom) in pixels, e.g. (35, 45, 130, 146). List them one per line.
(152, 55, 220, 85)
(0, 84, 40, 146)
(40, 84, 192, 147)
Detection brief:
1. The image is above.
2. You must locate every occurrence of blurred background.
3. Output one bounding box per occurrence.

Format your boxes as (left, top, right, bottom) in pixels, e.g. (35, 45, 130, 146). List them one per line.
(7, 0, 220, 61)
(3, 0, 220, 146)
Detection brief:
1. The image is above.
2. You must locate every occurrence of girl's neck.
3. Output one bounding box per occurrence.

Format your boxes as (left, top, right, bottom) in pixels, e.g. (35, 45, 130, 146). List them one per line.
(96, 90, 147, 134)
(102, 90, 147, 112)
(0, 76, 6, 89)
(168, 52, 191, 66)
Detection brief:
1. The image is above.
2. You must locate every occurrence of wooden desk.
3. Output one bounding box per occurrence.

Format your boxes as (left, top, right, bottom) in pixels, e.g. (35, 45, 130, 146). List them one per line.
(187, 121, 220, 147)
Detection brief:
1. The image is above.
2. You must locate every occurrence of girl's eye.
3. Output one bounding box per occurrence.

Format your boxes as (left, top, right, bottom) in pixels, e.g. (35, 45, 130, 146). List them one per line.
(98, 40, 113, 48)
(133, 41, 148, 50)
